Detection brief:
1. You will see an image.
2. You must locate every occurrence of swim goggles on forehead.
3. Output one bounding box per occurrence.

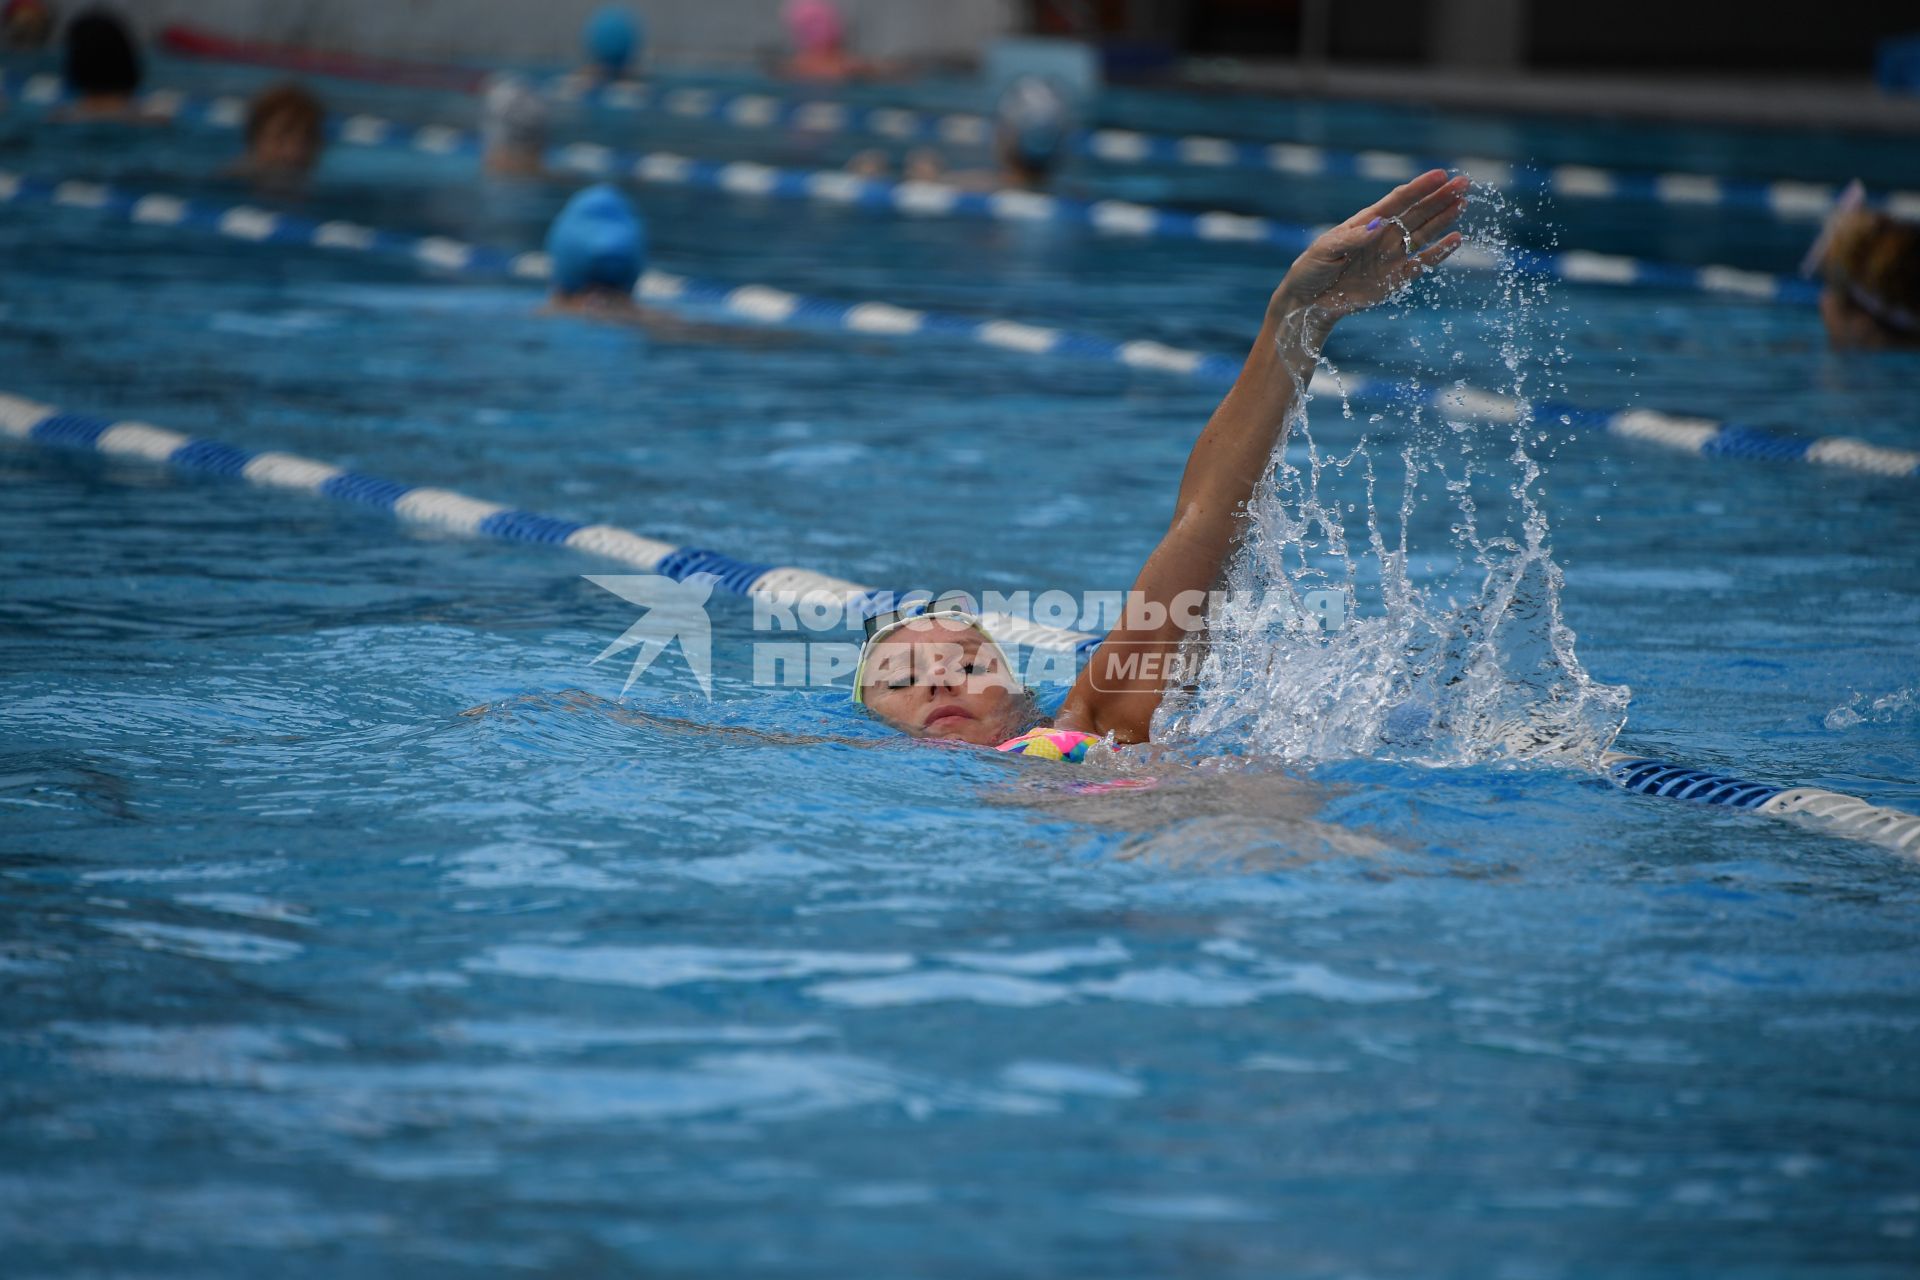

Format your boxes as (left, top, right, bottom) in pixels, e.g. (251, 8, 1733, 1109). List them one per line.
(850, 593, 1014, 705)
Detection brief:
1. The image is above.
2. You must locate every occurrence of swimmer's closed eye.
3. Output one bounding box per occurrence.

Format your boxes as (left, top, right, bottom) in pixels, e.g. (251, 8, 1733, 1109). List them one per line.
(997, 727, 1099, 762)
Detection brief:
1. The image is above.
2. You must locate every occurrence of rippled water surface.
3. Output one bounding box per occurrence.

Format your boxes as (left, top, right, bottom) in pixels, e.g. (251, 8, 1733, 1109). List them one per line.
(2, 57, 1918, 1278)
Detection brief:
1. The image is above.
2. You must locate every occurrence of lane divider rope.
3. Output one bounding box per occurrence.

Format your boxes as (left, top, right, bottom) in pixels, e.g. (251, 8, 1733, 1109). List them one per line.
(0, 72, 1824, 307)
(3, 390, 1913, 854)
(0, 390, 1098, 654)
(2, 169, 1913, 482)
(528, 71, 1920, 225)
(89, 43, 1920, 223)
(1600, 752, 1920, 857)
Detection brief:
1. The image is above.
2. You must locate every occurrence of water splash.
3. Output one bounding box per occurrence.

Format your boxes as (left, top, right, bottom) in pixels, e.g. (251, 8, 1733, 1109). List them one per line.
(1825, 684, 1920, 731)
(1154, 184, 1629, 768)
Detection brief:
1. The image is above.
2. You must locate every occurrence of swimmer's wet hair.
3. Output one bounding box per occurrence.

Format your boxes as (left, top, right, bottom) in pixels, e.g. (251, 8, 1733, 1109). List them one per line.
(1824, 208, 1920, 339)
(245, 81, 326, 149)
(64, 7, 141, 97)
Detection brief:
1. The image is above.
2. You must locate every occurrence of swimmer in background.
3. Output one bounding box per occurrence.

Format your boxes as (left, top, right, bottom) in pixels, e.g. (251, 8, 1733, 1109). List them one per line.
(580, 5, 643, 84)
(541, 183, 795, 343)
(481, 74, 550, 178)
(780, 0, 890, 84)
(847, 75, 1070, 193)
(3, 0, 54, 50)
(57, 6, 152, 121)
(234, 82, 325, 188)
(1802, 181, 1920, 351)
(852, 171, 1469, 754)
(543, 184, 651, 320)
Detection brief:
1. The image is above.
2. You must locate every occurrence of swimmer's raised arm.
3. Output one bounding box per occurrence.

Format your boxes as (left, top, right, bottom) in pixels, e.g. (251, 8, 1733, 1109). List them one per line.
(1056, 171, 1469, 744)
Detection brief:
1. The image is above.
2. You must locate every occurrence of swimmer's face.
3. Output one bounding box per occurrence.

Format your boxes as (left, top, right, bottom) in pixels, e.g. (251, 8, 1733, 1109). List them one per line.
(250, 112, 321, 176)
(859, 618, 1027, 747)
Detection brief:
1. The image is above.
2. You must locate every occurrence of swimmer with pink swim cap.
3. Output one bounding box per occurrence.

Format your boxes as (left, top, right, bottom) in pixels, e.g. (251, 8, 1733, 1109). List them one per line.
(780, 0, 870, 83)
(851, 173, 1471, 755)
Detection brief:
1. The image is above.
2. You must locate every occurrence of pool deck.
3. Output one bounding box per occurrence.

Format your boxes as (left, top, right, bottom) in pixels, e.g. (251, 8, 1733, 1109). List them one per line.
(1178, 60, 1920, 136)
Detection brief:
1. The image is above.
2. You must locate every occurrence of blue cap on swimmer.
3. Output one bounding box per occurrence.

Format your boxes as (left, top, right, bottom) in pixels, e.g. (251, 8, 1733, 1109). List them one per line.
(995, 74, 1070, 169)
(546, 184, 647, 295)
(584, 6, 643, 74)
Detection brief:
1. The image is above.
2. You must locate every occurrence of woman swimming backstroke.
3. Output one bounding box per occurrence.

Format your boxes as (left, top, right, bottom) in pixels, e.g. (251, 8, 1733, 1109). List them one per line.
(854, 170, 1470, 757)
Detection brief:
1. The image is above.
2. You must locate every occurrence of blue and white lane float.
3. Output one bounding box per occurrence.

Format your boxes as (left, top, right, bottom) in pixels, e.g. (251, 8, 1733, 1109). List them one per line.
(3, 169, 1915, 483)
(3, 389, 1916, 856)
(0, 391, 1096, 656)
(16, 67, 1909, 228)
(529, 71, 1920, 227)
(1599, 754, 1920, 856)
(0, 73, 1824, 308)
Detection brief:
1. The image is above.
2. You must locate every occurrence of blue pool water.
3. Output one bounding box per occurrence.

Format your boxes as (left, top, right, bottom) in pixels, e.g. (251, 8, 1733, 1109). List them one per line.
(2, 58, 1919, 1277)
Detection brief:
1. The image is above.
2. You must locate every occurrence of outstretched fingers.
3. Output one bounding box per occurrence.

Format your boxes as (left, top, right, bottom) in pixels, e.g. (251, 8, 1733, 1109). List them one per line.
(1403, 175, 1471, 248)
(1378, 230, 1466, 294)
(1411, 231, 1464, 272)
(1353, 168, 1453, 228)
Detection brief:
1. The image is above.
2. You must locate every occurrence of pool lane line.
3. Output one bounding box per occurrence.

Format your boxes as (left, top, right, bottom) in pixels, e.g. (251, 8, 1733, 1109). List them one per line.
(4, 168, 1914, 484)
(5, 390, 1915, 857)
(0, 391, 1101, 656)
(0, 72, 1825, 309)
(522, 71, 1920, 228)
(1600, 752, 1920, 857)
(71, 54, 1917, 227)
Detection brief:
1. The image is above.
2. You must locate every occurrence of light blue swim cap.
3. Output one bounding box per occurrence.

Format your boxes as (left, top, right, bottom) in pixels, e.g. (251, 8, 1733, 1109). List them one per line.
(584, 6, 643, 74)
(546, 184, 646, 295)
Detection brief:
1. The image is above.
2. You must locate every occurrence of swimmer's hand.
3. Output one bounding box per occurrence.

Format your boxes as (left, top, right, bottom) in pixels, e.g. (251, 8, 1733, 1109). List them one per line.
(1269, 169, 1469, 338)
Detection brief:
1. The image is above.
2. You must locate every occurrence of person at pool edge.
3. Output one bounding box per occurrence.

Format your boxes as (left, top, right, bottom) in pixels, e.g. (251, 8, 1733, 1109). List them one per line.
(852, 170, 1468, 759)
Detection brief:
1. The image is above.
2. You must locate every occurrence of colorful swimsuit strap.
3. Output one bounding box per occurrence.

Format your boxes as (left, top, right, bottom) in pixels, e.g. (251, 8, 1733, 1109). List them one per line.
(996, 726, 1100, 762)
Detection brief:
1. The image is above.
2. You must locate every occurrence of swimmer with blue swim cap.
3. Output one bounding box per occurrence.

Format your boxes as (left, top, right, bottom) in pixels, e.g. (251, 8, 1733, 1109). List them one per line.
(582, 5, 643, 81)
(544, 183, 647, 315)
(854, 173, 1470, 750)
(540, 184, 776, 340)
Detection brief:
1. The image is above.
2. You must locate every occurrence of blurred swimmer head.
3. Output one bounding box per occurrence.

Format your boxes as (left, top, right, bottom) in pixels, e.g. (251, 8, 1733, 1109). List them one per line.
(583, 6, 641, 76)
(994, 74, 1070, 179)
(63, 6, 141, 99)
(244, 81, 325, 178)
(3, 0, 54, 50)
(482, 73, 549, 173)
(546, 183, 647, 298)
(1804, 182, 1920, 350)
(783, 0, 844, 56)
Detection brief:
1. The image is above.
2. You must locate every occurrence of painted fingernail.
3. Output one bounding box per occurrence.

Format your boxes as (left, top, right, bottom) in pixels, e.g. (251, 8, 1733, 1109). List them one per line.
(1366, 217, 1381, 230)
